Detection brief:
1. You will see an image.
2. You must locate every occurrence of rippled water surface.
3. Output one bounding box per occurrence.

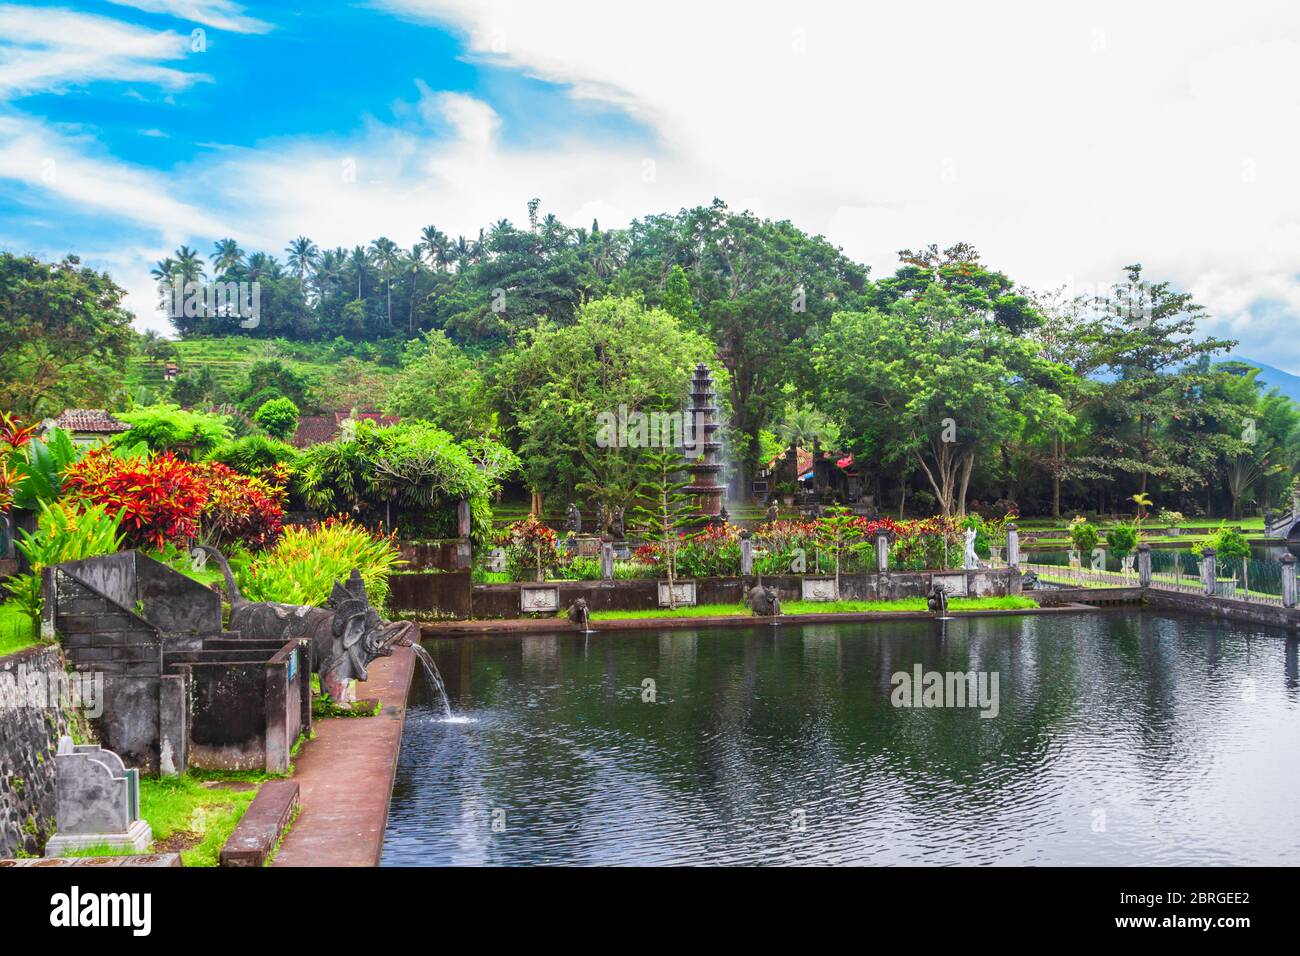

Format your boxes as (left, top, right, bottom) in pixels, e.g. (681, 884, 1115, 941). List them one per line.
(382, 612, 1300, 865)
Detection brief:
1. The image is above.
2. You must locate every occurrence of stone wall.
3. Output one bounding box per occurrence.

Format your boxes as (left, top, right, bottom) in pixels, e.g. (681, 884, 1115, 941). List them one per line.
(0, 644, 70, 857)
(397, 568, 1022, 620)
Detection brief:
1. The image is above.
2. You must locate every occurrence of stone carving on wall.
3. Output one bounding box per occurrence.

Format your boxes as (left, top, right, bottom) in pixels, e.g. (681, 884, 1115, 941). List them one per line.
(200, 547, 415, 702)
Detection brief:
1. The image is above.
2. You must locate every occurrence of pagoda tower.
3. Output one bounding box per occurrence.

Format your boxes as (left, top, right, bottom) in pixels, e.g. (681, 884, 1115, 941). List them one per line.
(684, 362, 725, 525)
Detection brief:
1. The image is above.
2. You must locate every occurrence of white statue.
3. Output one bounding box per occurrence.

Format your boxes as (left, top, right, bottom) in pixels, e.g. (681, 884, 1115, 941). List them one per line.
(963, 527, 978, 569)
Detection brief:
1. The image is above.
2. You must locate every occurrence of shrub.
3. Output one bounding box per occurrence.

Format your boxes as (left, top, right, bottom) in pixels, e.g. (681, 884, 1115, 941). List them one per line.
(497, 516, 561, 582)
(1105, 521, 1138, 557)
(114, 404, 232, 459)
(206, 433, 300, 476)
(1068, 516, 1100, 555)
(4, 500, 125, 622)
(62, 448, 209, 549)
(252, 397, 299, 440)
(197, 462, 286, 551)
(236, 517, 402, 610)
(1192, 522, 1251, 561)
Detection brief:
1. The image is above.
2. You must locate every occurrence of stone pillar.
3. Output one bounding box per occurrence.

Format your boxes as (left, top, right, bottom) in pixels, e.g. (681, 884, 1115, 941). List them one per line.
(1281, 553, 1297, 609)
(456, 497, 471, 538)
(875, 531, 890, 573)
(740, 535, 753, 575)
(1006, 523, 1020, 569)
(1137, 543, 1152, 588)
(1201, 547, 1217, 596)
(600, 541, 615, 581)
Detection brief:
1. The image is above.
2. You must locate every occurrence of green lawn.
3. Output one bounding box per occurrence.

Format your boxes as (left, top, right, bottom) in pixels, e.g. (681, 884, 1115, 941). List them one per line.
(61, 774, 258, 866)
(589, 595, 1037, 620)
(0, 603, 38, 657)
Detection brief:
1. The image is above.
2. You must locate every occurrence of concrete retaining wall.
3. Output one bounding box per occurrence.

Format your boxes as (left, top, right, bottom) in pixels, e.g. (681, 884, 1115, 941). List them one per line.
(390, 568, 1020, 620)
(0, 644, 70, 857)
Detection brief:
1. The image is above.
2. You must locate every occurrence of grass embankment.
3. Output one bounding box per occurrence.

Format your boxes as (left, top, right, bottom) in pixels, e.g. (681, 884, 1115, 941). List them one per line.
(63, 774, 259, 866)
(589, 595, 1037, 621)
(0, 603, 38, 657)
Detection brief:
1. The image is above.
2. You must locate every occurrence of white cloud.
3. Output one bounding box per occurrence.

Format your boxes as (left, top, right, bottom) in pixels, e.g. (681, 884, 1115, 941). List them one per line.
(106, 0, 272, 35)
(367, 0, 1300, 368)
(0, 3, 200, 96)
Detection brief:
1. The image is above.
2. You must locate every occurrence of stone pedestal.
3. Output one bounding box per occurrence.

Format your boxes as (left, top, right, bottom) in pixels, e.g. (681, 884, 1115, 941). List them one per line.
(1006, 524, 1019, 570)
(1137, 543, 1152, 587)
(740, 537, 753, 576)
(1201, 548, 1217, 597)
(1281, 553, 1297, 609)
(600, 542, 615, 581)
(45, 738, 152, 856)
(875, 532, 890, 573)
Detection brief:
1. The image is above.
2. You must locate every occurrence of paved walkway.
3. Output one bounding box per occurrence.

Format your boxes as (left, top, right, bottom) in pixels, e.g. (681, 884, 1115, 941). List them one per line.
(273, 643, 415, 867)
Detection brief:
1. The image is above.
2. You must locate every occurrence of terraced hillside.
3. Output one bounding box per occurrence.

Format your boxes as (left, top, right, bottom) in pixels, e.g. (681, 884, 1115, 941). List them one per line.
(129, 336, 399, 407)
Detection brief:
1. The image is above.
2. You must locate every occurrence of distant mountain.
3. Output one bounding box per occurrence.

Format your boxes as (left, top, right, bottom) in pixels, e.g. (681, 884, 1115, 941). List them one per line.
(1228, 356, 1300, 404)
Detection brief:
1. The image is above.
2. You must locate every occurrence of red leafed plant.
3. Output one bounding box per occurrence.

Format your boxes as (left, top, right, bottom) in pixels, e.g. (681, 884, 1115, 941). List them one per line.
(0, 411, 37, 450)
(62, 449, 210, 550)
(196, 461, 286, 551)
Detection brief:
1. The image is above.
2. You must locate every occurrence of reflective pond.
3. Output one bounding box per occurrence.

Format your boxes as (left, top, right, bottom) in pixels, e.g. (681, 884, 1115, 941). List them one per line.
(382, 611, 1300, 865)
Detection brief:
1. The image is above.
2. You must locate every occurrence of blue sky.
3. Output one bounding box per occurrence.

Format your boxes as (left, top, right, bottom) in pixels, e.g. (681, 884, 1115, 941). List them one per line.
(2, 1, 1299, 372)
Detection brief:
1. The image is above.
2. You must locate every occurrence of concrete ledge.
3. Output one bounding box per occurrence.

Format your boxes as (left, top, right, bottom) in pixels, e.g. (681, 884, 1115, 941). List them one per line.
(1, 853, 181, 867)
(219, 780, 300, 867)
(1145, 588, 1300, 630)
(419, 603, 1094, 637)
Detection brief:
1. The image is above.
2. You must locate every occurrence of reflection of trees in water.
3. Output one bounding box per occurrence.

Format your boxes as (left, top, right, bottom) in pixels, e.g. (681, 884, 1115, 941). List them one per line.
(415, 614, 1289, 851)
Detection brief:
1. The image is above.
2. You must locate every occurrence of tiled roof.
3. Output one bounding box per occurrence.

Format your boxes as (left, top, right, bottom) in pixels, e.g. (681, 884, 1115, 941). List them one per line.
(291, 411, 399, 448)
(52, 409, 130, 434)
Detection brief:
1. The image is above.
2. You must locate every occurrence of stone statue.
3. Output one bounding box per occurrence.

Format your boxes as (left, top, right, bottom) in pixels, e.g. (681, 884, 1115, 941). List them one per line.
(1021, 570, 1039, 590)
(746, 584, 781, 617)
(567, 598, 590, 629)
(719, 506, 730, 525)
(926, 583, 949, 617)
(766, 502, 779, 525)
(566, 503, 582, 535)
(201, 546, 416, 702)
(611, 505, 625, 539)
(963, 527, 979, 569)
(595, 502, 609, 538)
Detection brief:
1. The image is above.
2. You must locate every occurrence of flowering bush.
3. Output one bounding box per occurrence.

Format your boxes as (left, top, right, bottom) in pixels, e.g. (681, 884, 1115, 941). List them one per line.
(62, 448, 209, 549)
(197, 461, 287, 551)
(497, 515, 562, 582)
(890, 516, 964, 571)
(237, 516, 402, 610)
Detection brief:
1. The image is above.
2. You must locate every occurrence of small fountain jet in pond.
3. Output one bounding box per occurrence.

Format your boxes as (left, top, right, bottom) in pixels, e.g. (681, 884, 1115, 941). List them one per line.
(927, 583, 954, 621)
(747, 584, 782, 622)
(568, 598, 595, 633)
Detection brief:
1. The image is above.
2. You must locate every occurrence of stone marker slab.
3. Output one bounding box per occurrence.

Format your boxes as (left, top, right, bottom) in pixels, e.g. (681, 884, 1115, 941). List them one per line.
(657, 580, 697, 607)
(801, 577, 838, 602)
(931, 573, 969, 598)
(520, 585, 560, 613)
(220, 780, 300, 867)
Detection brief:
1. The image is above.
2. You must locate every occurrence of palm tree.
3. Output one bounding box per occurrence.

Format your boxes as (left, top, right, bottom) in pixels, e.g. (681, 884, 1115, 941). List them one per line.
(348, 245, 371, 300)
(453, 234, 471, 270)
(369, 237, 399, 326)
(211, 238, 244, 275)
(402, 244, 426, 334)
(151, 257, 178, 284)
(314, 247, 346, 300)
(173, 245, 206, 285)
(419, 225, 450, 272)
(285, 235, 319, 283)
(246, 252, 271, 283)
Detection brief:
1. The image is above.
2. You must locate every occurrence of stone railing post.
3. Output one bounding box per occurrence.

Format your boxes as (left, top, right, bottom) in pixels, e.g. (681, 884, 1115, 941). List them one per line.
(1137, 543, 1152, 588)
(1006, 523, 1019, 569)
(600, 542, 615, 581)
(876, 531, 890, 573)
(1201, 547, 1217, 596)
(456, 497, 471, 538)
(1281, 553, 1297, 609)
(740, 534, 753, 576)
